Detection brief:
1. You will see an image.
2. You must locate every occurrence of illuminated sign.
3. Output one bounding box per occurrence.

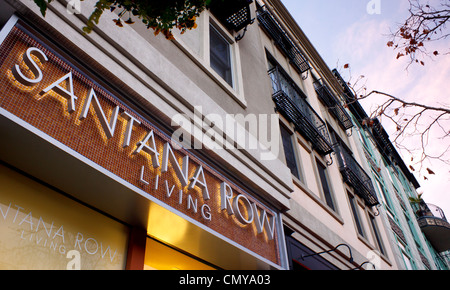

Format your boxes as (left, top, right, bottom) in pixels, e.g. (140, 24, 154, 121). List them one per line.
(0, 22, 280, 265)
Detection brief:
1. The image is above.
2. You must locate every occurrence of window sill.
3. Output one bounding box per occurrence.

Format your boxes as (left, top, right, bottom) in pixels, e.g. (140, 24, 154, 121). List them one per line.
(171, 36, 248, 109)
(292, 176, 344, 225)
(356, 234, 393, 268)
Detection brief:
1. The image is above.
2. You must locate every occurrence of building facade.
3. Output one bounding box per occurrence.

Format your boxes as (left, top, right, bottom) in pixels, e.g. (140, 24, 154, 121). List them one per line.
(0, 0, 447, 270)
(332, 70, 450, 270)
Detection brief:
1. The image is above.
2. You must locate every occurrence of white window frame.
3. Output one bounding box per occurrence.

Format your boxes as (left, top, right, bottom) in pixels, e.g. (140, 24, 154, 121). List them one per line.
(172, 11, 246, 107)
(347, 189, 367, 239)
(398, 241, 415, 270)
(279, 122, 303, 183)
(313, 155, 337, 213)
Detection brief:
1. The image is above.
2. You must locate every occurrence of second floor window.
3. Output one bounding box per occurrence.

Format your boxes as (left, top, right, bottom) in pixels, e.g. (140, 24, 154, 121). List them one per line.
(280, 125, 301, 180)
(348, 192, 365, 237)
(370, 213, 387, 256)
(210, 24, 233, 86)
(316, 159, 335, 211)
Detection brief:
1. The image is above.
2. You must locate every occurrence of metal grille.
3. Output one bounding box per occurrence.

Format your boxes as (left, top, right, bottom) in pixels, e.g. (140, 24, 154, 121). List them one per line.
(334, 144, 379, 206)
(257, 8, 310, 74)
(314, 81, 354, 130)
(269, 67, 333, 155)
(371, 119, 396, 161)
(210, 0, 253, 32)
(225, 5, 252, 31)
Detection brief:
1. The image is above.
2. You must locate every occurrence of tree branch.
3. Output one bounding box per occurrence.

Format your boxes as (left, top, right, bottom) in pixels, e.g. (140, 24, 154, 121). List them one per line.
(388, 0, 450, 66)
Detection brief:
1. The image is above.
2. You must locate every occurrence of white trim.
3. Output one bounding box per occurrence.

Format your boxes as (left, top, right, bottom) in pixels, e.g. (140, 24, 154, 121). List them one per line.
(276, 212, 289, 269)
(0, 14, 18, 44)
(172, 10, 248, 108)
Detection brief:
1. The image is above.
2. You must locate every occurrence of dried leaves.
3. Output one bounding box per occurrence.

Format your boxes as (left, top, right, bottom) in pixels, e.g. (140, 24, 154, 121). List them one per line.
(387, 0, 449, 66)
(409, 157, 437, 182)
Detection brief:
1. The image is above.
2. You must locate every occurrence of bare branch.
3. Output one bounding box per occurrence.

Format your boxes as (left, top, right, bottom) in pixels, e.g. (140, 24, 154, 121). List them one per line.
(339, 68, 450, 178)
(388, 0, 450, 66)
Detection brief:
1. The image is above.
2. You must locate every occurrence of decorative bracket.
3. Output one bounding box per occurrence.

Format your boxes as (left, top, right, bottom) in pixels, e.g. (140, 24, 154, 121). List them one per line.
(235, 18, 255, 42)
(326, 152, 335, 167)
(351, 261, 376, 270)
(300, 243, 354, 264)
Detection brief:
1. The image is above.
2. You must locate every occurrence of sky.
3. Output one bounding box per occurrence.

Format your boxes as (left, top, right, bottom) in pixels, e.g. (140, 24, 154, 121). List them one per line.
(280, 0, 450, 217)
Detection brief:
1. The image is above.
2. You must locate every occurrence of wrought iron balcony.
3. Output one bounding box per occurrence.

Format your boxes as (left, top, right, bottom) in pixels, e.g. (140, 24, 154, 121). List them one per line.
(269, 67, 333, 155)
(209, 0, 254, 32)
(257, 7, 310, 74)
(332, 69, 367, 125)
(314, 81, 353, 130)
(334, 144, 379, 206)
(417, 204, 450, 253)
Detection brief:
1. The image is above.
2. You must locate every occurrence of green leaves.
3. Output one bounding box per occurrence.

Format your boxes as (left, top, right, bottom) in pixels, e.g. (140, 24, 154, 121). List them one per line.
(32, 0, 208, 39)
(34, 0, 53, 17)
(82, 0, 112, 34)
(408, 193, 423, 204)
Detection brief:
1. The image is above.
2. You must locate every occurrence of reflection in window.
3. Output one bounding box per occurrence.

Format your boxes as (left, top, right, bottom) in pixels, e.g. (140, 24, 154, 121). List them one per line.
(316, 159, 335, 211)
(370, 214, 386, 256)
(280, 125, 301, 180)
(348, 192, 365, 237)
(210, 24, 232, 86)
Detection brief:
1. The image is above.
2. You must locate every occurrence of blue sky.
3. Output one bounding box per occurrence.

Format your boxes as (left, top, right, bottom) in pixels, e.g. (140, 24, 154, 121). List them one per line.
(280, 0, 450, 216)
(281, 0, 409, 71)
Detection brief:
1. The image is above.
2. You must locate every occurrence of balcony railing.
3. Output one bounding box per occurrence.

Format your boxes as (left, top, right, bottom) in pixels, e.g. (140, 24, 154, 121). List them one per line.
(334, 144, 379, 206)
(314, 81, 353, 130)
(257, 7, 310, 74)
(269, 67, 333, 155)
(417, 204, 450, 253)
(427, 204, 448, 221)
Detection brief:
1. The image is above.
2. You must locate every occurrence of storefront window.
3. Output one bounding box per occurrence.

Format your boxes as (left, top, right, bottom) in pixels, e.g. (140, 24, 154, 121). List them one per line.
(0, 163, 129, 270)
(144, 238, 217, 270)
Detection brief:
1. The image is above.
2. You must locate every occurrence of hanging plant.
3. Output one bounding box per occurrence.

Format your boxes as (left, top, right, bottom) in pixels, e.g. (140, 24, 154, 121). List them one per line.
(33, 0, 213, 39)
(408, 193, 429, 217)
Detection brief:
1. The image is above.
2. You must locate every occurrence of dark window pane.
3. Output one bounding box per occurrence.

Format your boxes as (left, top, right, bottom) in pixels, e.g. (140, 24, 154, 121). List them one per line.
(280, 126, 300, 180)
(349, 194, 365, 236)
(317, 161, 335, 210)
(210, 25, 232, 86)
(370, 215, 386, 255)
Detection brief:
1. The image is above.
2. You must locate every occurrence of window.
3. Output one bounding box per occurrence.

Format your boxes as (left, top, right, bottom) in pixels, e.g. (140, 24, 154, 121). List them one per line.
(402, 252, 414, 270)
(369, 214, 386, 256)
(357, 126, 371, 151)
(0, 163, 129, 270)
(172, 13, 246, 106)
(280, 125, 301, 180)
(373, 172, 394, 210)
(210, 24, 233, 86)
(144, 238, 216, 270)
(398, 242, 414, 270)
(316, 159, 335, 211)
(404, 213, 423, 251)
(348, 192, 365, 237)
